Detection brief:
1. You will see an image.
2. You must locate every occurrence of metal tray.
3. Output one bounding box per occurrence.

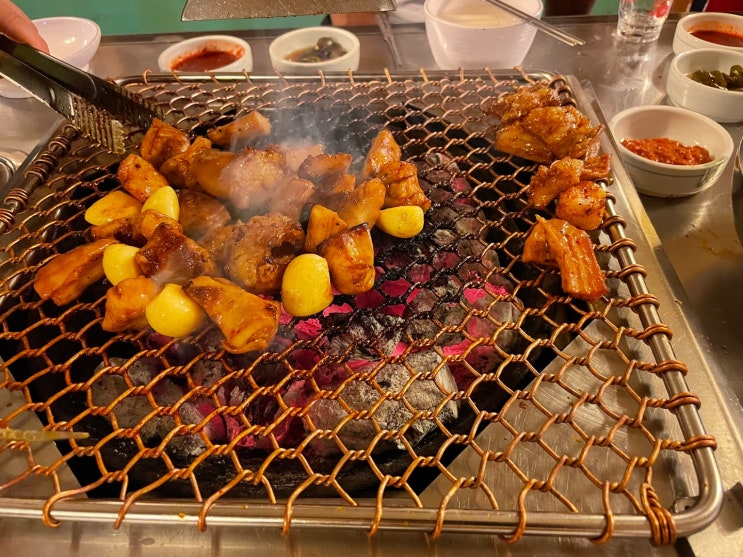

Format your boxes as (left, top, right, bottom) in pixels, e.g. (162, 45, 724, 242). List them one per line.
(0, 70, 722, 543)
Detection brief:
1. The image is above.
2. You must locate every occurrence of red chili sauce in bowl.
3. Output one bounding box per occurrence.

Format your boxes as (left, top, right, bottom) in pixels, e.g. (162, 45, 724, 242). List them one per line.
(689, 27, 743, 47)
(621, 138, 713, 165)
(172, 47, 242, 72)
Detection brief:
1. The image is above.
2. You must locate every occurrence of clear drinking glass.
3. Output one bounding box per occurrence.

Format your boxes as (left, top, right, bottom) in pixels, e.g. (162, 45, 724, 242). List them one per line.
(616, 0, 673, 43)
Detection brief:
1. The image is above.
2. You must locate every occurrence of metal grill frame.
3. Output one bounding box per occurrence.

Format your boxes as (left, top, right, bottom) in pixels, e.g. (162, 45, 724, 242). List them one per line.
(0, 69, 722, 542)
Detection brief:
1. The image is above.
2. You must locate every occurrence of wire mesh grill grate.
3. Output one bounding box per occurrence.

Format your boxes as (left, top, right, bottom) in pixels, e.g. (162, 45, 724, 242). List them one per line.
(0, 71, 718, 542)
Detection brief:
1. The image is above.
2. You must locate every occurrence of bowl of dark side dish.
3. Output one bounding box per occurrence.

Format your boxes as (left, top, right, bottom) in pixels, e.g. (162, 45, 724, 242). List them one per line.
(608, 105, 733, 198)
(158, 35, 252, 73)
(667, 48, 743, 123)
(269, 27, 360, 74)
(673, 12, 743, 54)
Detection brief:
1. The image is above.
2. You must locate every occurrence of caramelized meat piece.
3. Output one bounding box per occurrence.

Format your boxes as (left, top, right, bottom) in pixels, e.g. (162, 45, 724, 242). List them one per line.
(581, 153, 612, 181)
(555, 181, 606, 231)
(521, 223, 555, 267)
(297, 153, 353, 186)
(34, 238, 116, 305)
(270, 142, 324, 175)
(266, 176, 316, 220)
(363, 129, 401, 178)
(135, 222, 221, 284)
(484, 82, 562, 124)
(90, 211, 181, 245)
(526, 157, 584, 209)
(218, 147, 287, 210)
(214, 213, 305, 296)
(102, 276, 161, 332)
(117, 154, 169, 203)
(159, 136, 213, 189)
(189, 148, 238, 199)
(206, 111, 271, 148)
(337, 178, 387, 228)
(312, 173, 356, 210)
(377, 161, 431, 211)
(304, 204, 348, 253)
(318, 224, 375, 295)
(183, 276, 281, 354)
(526, 216, 608, 301)
(522, 106, 602, 160)
(177, 189, 231, 240)
(140, 119, 190, 169)
(494, 121, 554, 164)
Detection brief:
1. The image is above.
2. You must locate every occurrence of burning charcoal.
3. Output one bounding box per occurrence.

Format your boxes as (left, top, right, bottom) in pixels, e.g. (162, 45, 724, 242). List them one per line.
(325, 312, 404, 358)
(306, 351, 458, 454)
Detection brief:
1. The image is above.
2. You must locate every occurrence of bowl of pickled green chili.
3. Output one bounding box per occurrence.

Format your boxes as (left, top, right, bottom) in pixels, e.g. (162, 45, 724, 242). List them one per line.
(667, 48, 743, 123)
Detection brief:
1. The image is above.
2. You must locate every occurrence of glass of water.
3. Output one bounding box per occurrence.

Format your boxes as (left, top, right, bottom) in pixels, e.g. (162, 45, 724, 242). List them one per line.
(616, 0, 673, 43)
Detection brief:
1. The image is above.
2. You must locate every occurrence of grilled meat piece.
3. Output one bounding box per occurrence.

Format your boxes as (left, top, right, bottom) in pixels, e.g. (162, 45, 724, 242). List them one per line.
(189, 148, 238, 199)
(581, 153, 612, 181)
(318, 224, 376, 295)
(102, 276, 161, 332)
(159, 136, 213, 190)
(177, 189, 232, 241)
(297, 152, 353, 188)
(269, 142, 324, 175)
(219, 147, 287, 211)
(484, 82, 562, 124)
(117, 154, 169, 203)
(555, 180, 606, 231)
(526, 157, 584, 209)
(304, 204, 348, 253)
(362, 128, 401, 178)
(337, 178, 387, 228)
(183, 276, 281, 354)
(377, 160, 431, 211)
(90, 210, 181, 246)
(207, 213, 305, 296)
(494, 120, 554, 164)
(140, 118, 191, 169)
(206, 110, 271, 149)
(265, 176, 316, 221)
(526, 216, 608, 301)
(135, 222, 221, 284)
(521, 105, 603, 161)
(34, 238, 117, 305)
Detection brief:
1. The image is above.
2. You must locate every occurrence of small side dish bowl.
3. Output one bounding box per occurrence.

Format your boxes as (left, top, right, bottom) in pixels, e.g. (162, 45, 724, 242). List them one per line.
(608, 105, 733, 198)
(423, 0, 542, 70)
(0, 16, 101, 99)
(673, 12, 743, 55)
(666, 48, 743, 123)
(158, 35, 252, 73)
(268, 27, 360, 74)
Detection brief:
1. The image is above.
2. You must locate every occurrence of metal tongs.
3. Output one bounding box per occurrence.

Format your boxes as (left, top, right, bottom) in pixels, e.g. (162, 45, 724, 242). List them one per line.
(0, 34, 163, 154)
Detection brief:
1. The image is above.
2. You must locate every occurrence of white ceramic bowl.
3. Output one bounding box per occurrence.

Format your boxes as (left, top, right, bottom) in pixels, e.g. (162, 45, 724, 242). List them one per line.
(423, 0, 542, 70)
(0, 16, 101, 99)
(158, 35, 252, 73)
(269, 27, 360, 74)
(608, 105, 733, 198)
(666, 48, 743, 124)
(672, 12, 743, 55)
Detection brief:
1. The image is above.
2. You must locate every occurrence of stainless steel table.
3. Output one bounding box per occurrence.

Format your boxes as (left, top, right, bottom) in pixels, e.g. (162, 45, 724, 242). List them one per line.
(0, 14, 741, 557)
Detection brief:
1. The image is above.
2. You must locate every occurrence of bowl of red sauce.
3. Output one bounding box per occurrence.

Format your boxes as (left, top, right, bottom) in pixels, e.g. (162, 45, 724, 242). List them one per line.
(158, 35, 252, 73)
(608, 105, 733, 198)
(673, 12, 743, 54)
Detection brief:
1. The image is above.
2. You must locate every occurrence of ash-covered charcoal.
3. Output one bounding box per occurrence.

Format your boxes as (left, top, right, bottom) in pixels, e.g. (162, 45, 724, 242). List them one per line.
(299, 350, 459, 455)
(90, 358, 209, 457)
(324, 311, 405, 358)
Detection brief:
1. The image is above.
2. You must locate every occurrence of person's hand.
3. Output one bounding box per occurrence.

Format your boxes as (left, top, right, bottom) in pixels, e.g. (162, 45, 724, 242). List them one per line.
(0, 0, 49, 53)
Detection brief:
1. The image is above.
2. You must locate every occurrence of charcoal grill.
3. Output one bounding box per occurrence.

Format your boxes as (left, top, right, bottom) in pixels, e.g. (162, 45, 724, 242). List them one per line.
(0, 70, 721, 543)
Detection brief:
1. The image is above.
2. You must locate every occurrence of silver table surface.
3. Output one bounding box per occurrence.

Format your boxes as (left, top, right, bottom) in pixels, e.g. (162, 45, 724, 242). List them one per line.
(0, 13, 741, 557)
